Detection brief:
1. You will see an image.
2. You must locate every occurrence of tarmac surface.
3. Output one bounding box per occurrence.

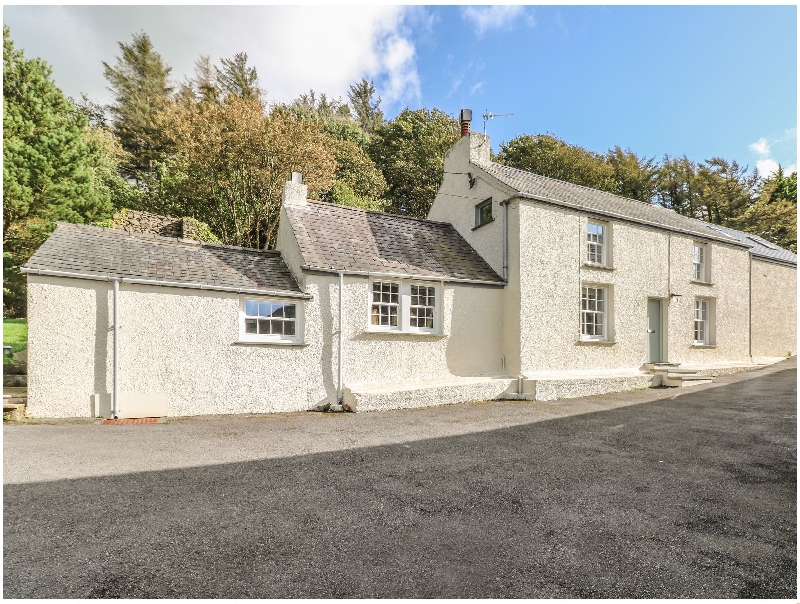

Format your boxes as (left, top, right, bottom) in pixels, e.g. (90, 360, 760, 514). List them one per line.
(3, 358, 796, 597)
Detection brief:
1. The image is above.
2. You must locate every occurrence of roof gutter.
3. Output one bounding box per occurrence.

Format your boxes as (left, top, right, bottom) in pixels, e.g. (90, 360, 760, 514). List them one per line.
(21, 267, 312, 300)
(300, 265, 505, 287)
(748, 253, 797, 268)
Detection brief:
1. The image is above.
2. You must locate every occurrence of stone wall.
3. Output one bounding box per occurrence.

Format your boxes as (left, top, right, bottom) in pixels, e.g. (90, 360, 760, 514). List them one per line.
(114, 210, 183, 238)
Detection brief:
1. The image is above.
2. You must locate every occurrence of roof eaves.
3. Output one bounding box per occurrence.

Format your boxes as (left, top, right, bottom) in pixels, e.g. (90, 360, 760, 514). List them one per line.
(300, 264, 506, 287)
(21, 266, 311, 299)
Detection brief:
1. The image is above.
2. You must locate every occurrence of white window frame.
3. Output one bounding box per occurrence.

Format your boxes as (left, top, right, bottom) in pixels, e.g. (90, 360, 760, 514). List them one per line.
(239, 297, 303, 344)
(694, 298, 710, 345)
(692, 242, 708, 282)
(586, 220, 612, 267)
(367, 279, 441, 334)
(581, 285, 609, 341)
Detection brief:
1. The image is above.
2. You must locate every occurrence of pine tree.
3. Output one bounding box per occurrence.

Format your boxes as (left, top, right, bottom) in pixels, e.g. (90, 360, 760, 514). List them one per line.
(103, 31, 172, 181)
(4, 26, 115, 316)
(215, 52, 260, 101)
(348, 78, 384, 134)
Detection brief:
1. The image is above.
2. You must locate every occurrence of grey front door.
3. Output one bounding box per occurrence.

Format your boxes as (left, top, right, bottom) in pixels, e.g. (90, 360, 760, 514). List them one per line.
(647, 298, 663, 363)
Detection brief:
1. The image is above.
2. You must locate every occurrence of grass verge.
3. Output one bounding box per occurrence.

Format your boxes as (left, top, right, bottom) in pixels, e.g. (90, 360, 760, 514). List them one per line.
(3, 318, 27, 364)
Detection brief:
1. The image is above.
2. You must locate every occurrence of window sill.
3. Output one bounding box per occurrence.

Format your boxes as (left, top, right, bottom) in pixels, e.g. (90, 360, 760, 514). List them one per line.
(582, 262, 615, 271)
(576, 339, 617, 346)
(472, 218, 495, 231)
(691, 344, 716, 349)
(232, 340, 308, 347)
(690, 280, 714, 286)
(363, 329, 445, 338)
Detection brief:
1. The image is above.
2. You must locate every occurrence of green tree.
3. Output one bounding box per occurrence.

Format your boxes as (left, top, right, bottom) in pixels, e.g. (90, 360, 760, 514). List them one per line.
(348, 77, 384, 134)
(369, 108, 460, 217)
(103, 31, 173, 182)
(215, 52, 260, 101)
(3, 26, 115, 316)
(605, 146, 659, 203)
(496, 133, 616, 192)
(739, 167, 797, 252)
(290, 89, 351, 121)
(156, 96, 336, 249)
(694, 157, 759, 226)
(654, 155, 701, 216)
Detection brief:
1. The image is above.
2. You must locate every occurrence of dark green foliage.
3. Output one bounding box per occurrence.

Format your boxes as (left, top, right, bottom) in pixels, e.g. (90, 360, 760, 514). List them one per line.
(215, 52, 260, 101)
(3, 26, 115, 316)
(605, 146, 659, 203)
(741, 167, 797, 252)
(497, 133, 616, 193)
(369, 108, 460, 217)
(103, 32, 173, 181)
(348, 78, 384, 134)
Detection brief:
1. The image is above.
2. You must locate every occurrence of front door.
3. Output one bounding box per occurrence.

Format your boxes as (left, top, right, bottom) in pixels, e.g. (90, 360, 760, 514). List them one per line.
(647, 298, 663, 363)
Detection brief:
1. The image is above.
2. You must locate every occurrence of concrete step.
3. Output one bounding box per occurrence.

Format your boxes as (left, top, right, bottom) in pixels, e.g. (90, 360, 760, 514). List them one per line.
(662, 374, 714, 388)
(344, 376, 517, 412)
(521, 374, 659, 402)
(3, 402, 25, 421)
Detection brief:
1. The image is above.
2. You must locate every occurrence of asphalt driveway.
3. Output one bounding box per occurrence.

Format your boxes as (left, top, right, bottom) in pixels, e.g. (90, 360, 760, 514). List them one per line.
(3, 360, 796, 598)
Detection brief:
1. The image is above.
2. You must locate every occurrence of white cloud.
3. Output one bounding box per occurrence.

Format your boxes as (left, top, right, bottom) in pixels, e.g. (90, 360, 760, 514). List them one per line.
(375, 33, 421, 107)
(749, 129, 797, 177)
(462, 6, 526, 36)
(756, 158, 780, 177)
(469, 82, 485, 96)
(2, 6, 420, 109)
(749, 137, 770, 157)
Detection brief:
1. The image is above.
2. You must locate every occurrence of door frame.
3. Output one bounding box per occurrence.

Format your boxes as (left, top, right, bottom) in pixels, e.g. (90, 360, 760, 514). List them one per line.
(647, 297, 667, 363)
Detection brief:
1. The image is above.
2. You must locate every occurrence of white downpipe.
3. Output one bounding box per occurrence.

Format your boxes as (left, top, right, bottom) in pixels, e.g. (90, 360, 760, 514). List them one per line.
(502, 199, 509, 282)
(112, 278, 120, 419)
(337, 270, 344, 404)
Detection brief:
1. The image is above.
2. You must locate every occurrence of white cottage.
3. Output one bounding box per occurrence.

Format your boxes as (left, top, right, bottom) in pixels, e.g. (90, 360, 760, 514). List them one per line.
(22, 111, 796, 418)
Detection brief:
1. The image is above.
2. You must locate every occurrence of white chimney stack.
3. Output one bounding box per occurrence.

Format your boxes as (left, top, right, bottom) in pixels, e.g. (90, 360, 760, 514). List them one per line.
(283, 172, 308, 206)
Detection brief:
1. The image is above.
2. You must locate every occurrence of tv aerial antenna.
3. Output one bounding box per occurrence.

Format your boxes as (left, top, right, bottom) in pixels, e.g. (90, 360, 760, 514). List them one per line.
(482, 110, 514, 135)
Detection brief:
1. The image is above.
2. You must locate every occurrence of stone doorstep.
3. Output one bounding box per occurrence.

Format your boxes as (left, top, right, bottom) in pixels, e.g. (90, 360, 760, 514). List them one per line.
(3, 403, 26, 421)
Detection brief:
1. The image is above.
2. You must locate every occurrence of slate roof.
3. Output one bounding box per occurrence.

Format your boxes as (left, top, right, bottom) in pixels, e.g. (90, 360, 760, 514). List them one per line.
(23, 222, 305, 296)
(284, 200, 504, 284)
(702, 224, 797, 266)
(476, 160, 749, 247)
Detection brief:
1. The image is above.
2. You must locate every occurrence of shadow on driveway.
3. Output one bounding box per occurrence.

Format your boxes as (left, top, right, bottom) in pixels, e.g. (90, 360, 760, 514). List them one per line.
(4, 367, 796, 598)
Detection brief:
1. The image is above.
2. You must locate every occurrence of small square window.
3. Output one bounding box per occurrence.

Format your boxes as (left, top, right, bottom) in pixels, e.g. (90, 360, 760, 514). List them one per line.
(241, 298, 301, 343)
(475, 199, 493, 228)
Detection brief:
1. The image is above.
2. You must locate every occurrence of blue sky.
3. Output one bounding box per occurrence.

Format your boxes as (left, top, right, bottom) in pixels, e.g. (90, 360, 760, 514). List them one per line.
(4, 5, 796, 174)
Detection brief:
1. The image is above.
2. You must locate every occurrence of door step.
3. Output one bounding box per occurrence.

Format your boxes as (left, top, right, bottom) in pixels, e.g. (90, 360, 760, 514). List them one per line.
(648, 363, 714, 388)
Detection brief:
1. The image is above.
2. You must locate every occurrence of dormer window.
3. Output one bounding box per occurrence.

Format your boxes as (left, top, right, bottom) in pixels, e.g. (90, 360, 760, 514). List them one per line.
(474, 198, 493, 229)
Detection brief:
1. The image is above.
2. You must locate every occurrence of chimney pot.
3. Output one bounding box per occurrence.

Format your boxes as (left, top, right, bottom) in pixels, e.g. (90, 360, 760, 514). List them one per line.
(291, 171, 303, 184)
(460, 109, 472, 137)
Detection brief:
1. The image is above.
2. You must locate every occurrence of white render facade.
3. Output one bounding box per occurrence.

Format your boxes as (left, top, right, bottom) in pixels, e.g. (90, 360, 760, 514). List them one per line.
(430, 131, 795, 378)
(23, 124, 797, 419)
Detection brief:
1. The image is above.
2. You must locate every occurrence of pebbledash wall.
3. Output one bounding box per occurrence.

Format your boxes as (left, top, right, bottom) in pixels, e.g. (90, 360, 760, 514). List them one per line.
(26, 274, 504, 419)
(516, 202, 750, 373)
(751, 259, 797, 358)
(430, 132, 767, 375)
